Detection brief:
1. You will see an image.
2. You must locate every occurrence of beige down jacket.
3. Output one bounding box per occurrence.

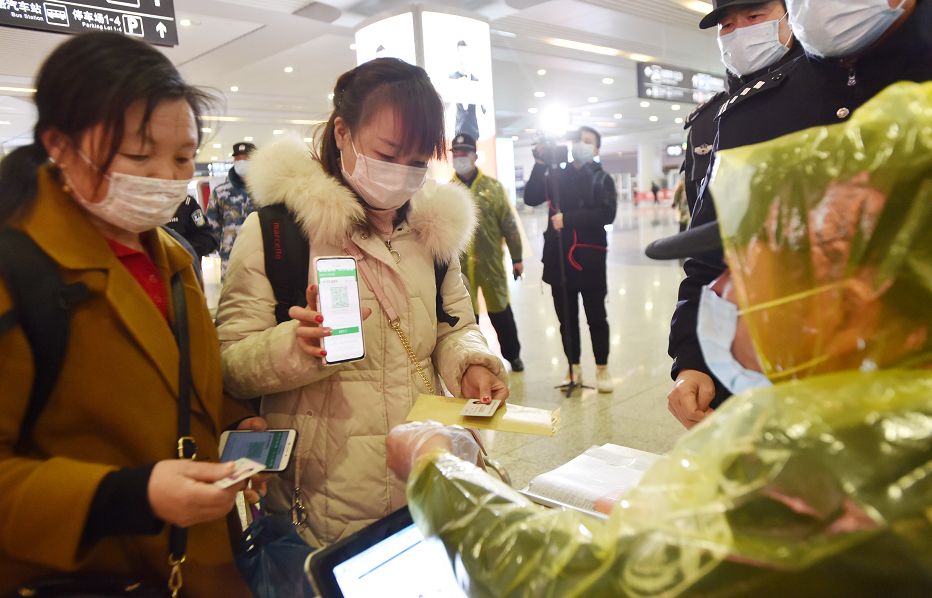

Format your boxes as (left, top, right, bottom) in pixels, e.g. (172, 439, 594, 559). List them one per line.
(215, 138, 505, 546)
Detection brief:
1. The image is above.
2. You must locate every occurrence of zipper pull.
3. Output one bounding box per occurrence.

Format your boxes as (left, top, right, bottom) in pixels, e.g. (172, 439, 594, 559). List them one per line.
(847, 67, 857, 87)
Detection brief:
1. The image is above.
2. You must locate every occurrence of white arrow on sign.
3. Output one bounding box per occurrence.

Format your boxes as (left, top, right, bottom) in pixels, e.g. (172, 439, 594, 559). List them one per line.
(156, 22, 167, 38)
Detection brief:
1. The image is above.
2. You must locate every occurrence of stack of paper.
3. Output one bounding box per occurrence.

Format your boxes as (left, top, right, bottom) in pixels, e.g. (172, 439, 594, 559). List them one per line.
(522, 444, 661, 517)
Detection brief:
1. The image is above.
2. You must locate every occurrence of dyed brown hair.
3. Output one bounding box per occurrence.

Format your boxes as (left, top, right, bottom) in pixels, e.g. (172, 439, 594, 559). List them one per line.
(317, 58, 446, 186)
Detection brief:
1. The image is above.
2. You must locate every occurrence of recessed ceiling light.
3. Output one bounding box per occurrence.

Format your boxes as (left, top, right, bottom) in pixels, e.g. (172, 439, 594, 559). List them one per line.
(588, 96, 598, 103)
(195, 149, 200, 154)
(613, 113, 623, 119)
(671, 104, 681, 111)
(303, 137, 313, 143)
(674, 117, 685, 124)
(511, 135, 519, 141)
(528, 107, 539, 114)
(649, 115, 659, 122)
(545, 37, 621, 56)
(180, 19, 192, 27)
(284, 66, 294, 73)
(201, 127, 212, 133)
(537, 69, 547, 76)
(349, 43, 357, 50)
(273, 129, 284, 135)
(582, 110, 591, 117)
(0, 120, 10, 125)
(684, 1, 713, 15)
(534, 91, 545, 98)
(244, 136, 254, 142)
(640, 101, 651, 108)
(211, 156, 219, 161)
(601, 77, 614, 85)
(327, 92, 335, 101)
(212, 143, 221, 149)
(230, 86, 239, 92)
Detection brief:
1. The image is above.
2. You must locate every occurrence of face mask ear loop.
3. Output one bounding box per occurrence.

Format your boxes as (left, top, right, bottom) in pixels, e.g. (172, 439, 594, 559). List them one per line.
(779, 12, 793, 49)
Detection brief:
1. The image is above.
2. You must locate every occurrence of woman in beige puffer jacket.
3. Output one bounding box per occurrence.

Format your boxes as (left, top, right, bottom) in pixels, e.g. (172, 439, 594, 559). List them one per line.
(215, 59, 507, 546)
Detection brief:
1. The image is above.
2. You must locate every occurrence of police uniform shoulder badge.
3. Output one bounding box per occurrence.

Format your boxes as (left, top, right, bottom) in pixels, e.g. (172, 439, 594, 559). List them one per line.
(192, 209, 206, 227)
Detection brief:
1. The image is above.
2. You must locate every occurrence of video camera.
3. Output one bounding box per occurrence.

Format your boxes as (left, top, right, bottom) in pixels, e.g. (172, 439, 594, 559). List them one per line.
(533, 136, 568, 166)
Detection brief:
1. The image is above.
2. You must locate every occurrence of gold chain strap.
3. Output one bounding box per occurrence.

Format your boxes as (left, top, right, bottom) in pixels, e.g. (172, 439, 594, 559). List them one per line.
(390, 318, 436, 395)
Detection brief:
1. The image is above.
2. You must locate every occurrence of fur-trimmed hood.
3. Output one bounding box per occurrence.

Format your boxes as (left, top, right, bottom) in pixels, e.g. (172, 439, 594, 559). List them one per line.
(247, 137, 477, 264)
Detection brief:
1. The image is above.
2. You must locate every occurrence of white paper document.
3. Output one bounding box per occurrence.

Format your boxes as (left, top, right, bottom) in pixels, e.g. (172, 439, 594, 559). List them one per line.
(522, 443, 661, 517)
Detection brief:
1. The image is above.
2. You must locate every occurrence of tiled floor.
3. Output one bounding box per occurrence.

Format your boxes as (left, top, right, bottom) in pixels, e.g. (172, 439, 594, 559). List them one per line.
(202, 200, 690, 490)
(476, 200, 688, 489)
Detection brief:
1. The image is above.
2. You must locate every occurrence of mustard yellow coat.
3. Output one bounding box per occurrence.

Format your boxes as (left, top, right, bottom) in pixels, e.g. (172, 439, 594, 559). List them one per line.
(0, 169, 250, 597)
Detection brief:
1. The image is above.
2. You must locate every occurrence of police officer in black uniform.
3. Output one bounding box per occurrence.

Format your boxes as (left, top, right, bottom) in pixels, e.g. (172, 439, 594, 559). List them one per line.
(670, 0, 801, 427)
(166, 194, 218, 258)
(667, 0, 932, 428)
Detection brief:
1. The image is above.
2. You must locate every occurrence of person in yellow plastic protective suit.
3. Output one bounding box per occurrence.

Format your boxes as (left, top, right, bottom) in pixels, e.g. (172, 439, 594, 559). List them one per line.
(386, 81, 932, 597)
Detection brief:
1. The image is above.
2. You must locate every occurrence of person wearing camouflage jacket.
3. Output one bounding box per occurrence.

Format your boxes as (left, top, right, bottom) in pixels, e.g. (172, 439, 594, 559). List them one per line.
(206, 142, 256, 274)
(451, 133, 525, 372)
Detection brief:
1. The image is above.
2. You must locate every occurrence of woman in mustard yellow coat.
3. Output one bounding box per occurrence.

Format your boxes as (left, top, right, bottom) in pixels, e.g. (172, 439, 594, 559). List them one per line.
(0, 33, 254, 596)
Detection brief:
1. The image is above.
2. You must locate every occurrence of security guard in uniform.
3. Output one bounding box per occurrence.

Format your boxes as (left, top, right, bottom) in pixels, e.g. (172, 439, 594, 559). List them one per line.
(667, 0, 932, 428)
(670, 0, 801, 426)
(166, 195, 217, 258)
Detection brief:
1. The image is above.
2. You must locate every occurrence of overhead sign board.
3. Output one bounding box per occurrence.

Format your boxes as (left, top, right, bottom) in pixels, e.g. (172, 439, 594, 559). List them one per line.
(637, 61, 725, 105)
(0, 0, 178, 46)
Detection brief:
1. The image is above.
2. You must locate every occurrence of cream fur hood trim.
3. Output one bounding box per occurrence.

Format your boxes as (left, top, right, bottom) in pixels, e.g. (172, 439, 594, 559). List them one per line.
(247, 137, 477, 264)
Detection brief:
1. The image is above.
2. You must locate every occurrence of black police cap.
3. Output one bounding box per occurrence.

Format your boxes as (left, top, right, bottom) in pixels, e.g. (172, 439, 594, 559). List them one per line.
(451, 133, 477, 152)
(699, 0, 771, 30)
(644, 221, 723, 261)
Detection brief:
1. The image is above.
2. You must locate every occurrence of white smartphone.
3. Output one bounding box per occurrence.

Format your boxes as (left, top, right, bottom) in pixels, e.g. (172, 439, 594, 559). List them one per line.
(313, 256, 366, 366)
(218, 429, 297, 472)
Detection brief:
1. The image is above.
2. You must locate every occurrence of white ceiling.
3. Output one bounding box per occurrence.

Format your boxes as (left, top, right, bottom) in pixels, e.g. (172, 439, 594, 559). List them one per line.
(0, 0, 722, 159)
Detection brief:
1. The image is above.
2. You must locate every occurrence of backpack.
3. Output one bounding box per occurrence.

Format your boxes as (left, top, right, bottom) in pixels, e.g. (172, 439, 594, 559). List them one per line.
(257, 204, 459, 327)
(0, 228, 89, 448)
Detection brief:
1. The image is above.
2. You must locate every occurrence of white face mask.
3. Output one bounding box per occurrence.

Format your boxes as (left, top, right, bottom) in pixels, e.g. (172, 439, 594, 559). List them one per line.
(68, 152, 189, 233)
(452, 156, 475, 177)
(696, 284, 772, 395)
(233, 159, 249, 178)
(340, 139, 428, 211)
(788, 0, 906, 58)
(571, 142, 595, 164)
(718, 13, 791, 77)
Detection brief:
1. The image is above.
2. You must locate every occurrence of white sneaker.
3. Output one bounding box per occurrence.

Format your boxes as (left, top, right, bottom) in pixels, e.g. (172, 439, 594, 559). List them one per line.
(561, 364, 583, 387)
(596, 365, 613, 393)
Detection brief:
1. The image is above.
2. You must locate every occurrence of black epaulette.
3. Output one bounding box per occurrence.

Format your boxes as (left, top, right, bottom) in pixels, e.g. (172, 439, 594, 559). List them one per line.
(715, 55, 804, 120)
(685, 90, 727, 130)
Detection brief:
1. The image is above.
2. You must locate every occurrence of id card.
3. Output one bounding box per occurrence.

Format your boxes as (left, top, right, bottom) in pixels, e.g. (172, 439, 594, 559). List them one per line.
(460, 399, 502, 418)
(214, 457, 265, 489)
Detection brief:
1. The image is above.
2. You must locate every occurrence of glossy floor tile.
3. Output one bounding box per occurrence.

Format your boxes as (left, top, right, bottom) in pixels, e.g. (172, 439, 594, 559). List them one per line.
(477, 201, 689, 489)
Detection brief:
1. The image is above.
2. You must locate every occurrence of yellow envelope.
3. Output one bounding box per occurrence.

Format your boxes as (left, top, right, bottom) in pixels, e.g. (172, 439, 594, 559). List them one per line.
(407, 395, 560, 436)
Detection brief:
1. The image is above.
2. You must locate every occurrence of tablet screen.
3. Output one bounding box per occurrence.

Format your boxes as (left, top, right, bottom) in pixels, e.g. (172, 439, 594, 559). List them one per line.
(331, 523, 465, 597)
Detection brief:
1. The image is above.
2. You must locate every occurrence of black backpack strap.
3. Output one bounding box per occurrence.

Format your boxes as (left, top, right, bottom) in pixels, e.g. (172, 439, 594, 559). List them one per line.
(434, 261, 460, 328)
(0, 228, 88, 447)
(258, 205, 310, 324)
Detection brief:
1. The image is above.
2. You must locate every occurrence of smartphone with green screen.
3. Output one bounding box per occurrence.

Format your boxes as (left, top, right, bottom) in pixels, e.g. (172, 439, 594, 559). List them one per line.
(314, 256, 366, 366)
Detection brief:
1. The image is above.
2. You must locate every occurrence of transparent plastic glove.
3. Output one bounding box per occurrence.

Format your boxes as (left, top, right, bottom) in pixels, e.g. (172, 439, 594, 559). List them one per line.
(387, 421, 482, 482)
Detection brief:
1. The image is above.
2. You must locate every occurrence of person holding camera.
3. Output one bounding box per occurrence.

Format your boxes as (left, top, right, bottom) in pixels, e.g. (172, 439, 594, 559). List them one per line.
(524, 126, 617, 392)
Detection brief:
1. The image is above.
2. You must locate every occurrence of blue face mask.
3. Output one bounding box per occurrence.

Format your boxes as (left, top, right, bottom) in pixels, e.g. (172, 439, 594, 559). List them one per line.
(697, 285, 772, 395)
(788, 0, 907, 58)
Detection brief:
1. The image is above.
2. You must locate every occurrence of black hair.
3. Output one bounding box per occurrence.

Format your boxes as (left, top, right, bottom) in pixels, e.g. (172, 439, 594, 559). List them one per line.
(578, 126, 602, 149)
(0, 32, 213, 223)
(317, 58, 446, 187)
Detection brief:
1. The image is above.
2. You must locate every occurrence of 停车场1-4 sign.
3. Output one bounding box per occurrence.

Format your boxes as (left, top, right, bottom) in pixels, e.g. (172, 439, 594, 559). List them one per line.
(0, 0, 178, 47)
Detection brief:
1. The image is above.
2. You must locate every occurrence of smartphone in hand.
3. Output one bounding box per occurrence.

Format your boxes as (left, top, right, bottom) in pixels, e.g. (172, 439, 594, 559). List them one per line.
(314, 256, 366, 366)
(219, 429, 297, 472)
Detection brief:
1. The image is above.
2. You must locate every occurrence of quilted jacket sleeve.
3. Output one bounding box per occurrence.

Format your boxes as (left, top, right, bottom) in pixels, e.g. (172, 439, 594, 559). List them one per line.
(432, 259, 506, 397)
(216, 213, 339, 398)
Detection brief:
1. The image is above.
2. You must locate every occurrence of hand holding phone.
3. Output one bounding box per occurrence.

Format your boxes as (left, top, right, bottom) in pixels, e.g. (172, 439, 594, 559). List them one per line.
(219, 429, 297, 472)
(314, 256, 367, 365)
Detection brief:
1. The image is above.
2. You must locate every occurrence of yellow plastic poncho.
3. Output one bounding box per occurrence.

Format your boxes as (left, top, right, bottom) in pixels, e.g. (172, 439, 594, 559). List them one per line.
(405, 82, 932, 597)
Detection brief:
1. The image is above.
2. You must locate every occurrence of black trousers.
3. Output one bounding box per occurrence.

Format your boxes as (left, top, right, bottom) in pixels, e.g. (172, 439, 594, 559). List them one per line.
(551, 286, 609, 365)
(480, 305, 522, 361)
